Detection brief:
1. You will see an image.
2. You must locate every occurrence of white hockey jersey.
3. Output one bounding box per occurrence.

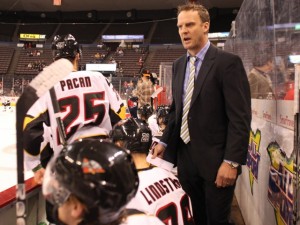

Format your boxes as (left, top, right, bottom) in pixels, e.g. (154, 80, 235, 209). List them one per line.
(120, 211, 165, 225)
(126, 167, 194, 225)
(24, 70, 125, 170)
(147, 114, 161, 137)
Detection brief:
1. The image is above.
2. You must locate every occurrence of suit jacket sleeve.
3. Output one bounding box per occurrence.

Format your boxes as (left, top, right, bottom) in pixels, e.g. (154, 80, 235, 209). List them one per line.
(222, 54, 251, 164)
(160, 63, 179, 164)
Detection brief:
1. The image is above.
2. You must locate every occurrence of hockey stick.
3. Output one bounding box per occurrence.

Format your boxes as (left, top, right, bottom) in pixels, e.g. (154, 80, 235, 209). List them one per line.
(49, 88, 67, 147)
(16, 58, 73, 225)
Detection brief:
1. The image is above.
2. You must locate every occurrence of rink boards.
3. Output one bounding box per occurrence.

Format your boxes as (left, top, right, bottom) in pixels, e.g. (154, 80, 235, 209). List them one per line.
(0, 108, 46, 225)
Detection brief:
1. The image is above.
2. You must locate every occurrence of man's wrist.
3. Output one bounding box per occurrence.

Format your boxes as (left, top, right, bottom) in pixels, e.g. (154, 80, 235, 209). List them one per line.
(159, 141, 167, 148)
(223, 160, 239, 169)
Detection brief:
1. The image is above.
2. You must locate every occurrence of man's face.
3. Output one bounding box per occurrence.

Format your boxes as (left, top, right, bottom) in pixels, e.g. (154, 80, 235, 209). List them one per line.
(177, 10, 209, 55)
(266, 60, 274, 74)
(158, 117, 166, 132)
(58, 201, 74, 225)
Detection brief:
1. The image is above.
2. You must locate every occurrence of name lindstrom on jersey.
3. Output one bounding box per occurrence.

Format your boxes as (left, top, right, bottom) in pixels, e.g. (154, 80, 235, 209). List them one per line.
(140, 177, 182, 205)
(60, 76, 92, 91)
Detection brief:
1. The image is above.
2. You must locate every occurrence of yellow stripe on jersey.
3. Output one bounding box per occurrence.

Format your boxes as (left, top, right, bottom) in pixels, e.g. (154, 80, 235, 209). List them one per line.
(23, 110, 47, 130)
(118, 104, 126, 120)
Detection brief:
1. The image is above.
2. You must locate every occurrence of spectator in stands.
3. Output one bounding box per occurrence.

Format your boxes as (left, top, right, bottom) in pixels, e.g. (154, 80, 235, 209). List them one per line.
(123, 81, 128, 92)
(116, 47, 124, 56)
(132, 68, 154, 107)
(94, 52, 101, 62)
(117, 60, 122, 69)
(100, 52, 106, 59)
(119, 39, 127, 48)
(27, 50, 33, 57)
(125, 80, 135, 97)
(248, 50, 275, 99)
(109, 56, 116, 64)
(119, 67, 124, 76)
(137, 56, 144, 67)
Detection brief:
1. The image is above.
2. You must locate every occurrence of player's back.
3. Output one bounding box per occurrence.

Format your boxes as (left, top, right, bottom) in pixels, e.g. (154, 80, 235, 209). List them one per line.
(25, 70, 124, 153)
(126, 167, 194, 225)
(49, 71, 123, 149)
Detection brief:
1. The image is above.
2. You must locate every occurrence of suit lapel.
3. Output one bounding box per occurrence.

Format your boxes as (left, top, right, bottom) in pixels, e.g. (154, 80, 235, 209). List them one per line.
(175, 56, 187, 115)
(191, 45, 217, 107)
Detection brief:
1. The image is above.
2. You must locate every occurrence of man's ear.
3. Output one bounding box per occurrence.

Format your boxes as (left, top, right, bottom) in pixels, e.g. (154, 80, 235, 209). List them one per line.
(76, 52, 81, 60)
(203, 22, 210, 34)
(71, 199, 85, 219)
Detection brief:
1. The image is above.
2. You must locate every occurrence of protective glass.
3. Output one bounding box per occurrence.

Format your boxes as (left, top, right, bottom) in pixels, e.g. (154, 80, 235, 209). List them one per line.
(42, 157, 71, 206)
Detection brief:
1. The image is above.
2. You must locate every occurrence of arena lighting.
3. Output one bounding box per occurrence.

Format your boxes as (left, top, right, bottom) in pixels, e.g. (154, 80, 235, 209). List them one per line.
(87, 12, 93, 18)
(53, 0, 61, 6)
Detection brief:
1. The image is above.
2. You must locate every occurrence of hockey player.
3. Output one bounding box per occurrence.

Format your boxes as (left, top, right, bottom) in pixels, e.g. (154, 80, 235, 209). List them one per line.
(137, 103, 153, 122)
(42, 139, 165, 225)
(23, 34, 126, 223)
(2, 98, 12, 112)
(110, 118, 195, 225)
(148, 105, 170, 137)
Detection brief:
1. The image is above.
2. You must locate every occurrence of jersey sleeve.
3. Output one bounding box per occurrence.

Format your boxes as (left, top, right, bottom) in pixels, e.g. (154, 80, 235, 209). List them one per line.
(23, 95, 50, 170)
(104, 77, 126, 123)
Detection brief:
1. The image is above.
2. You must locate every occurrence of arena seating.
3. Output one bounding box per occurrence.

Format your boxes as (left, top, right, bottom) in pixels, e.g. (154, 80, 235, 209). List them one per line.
(79, 46, 109, 70)
(0, 47, 15, 75)
(146, 47, 185, 75)
(15, 49, 53, 76)
(113, 48, 148, 77)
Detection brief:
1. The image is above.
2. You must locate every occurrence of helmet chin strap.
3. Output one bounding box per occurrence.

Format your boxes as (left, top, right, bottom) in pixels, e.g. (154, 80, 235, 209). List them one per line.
(52, 206, 68, 225)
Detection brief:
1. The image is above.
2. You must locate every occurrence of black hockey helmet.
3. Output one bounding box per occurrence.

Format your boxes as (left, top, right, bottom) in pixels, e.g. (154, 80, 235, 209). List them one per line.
(156, 105, 170, 125)
(110, 118, 152, 154)
(43, 139, 139, 224)
(137, 104, 153, 120)
(52, 34, 82, 60)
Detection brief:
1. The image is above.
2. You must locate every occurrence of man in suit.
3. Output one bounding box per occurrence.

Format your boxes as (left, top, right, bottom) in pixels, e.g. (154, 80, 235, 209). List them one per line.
(152, 3, 251, 225)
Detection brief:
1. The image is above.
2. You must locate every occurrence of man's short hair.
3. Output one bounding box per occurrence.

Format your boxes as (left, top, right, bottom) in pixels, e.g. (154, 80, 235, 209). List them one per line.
(252, 51, 273, 67)
(177, 3, 210, 23)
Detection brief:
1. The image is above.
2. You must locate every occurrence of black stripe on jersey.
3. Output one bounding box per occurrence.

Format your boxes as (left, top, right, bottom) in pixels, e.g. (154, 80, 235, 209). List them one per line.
(137, 165, 154, 172)
(126, 208, 145, 216)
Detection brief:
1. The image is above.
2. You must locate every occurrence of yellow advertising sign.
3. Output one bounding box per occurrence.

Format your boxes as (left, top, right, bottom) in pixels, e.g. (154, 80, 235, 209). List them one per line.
(20, 33, 46, 39)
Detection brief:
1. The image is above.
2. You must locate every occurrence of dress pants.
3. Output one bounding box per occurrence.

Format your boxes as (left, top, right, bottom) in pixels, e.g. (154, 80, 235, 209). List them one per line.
(176, 140, 235, 225)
